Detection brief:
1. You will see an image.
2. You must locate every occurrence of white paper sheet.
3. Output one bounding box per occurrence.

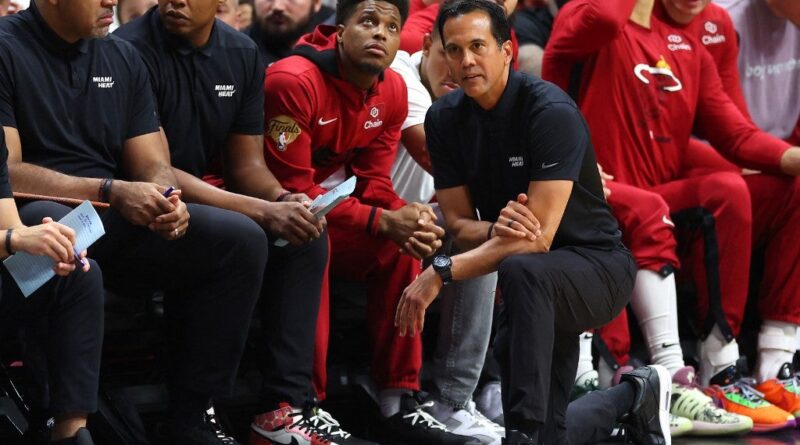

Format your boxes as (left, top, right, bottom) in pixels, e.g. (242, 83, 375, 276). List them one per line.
(3, 201, 105, 297)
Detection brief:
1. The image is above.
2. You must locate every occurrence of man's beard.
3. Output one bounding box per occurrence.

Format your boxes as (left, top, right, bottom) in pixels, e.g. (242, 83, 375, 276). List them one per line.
(260, 12, 314, 47)
(357, 60, 386, 76)
(91, 26, 110, 38)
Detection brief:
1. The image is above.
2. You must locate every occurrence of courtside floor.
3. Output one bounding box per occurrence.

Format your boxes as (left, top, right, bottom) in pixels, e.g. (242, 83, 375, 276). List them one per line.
(675, 429, 800, 444)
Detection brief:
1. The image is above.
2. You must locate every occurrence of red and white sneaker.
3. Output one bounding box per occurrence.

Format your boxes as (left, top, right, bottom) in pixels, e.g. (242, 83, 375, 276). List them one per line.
(249, 402, 376, 445)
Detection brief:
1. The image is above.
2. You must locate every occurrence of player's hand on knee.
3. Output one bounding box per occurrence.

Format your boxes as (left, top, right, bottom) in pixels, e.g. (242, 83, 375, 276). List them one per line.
(151, 192, 191, 240)
(403, 222, 445, 259)
(260, 201, 321, 245)
(110, 181, 176, 227)
(11, 219, 90, 273)
(598, 163, 614, 198)
(380, 202, 435, 246)
(395, 266, 442, 337)
(496, 193, 541, 241)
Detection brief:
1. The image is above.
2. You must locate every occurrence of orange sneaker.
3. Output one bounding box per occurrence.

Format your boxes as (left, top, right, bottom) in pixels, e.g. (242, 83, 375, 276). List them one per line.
(704, 365, 795, 433)
(755, 363, 800, 417)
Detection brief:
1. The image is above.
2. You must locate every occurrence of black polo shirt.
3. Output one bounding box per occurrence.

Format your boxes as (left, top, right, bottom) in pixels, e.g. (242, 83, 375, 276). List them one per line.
(426, 70, 622, 250)
(0, 130, 10, 199)
(0, 2, 160, 179)
(115, 7, 265, 177)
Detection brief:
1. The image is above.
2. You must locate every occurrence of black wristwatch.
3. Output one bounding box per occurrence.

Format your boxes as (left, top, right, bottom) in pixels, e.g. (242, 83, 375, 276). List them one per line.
(432, 254, 453, 285)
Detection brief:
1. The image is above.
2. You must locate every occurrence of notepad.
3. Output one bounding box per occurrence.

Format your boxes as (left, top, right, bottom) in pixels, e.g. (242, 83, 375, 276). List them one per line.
(274, 176, 357, 247)
(3, 200, 106, 297)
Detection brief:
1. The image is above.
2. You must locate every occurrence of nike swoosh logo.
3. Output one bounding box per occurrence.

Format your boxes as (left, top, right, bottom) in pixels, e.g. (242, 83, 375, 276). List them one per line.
(661, 343, 676, 348)
(662, 215, 675, 227)
(541, 162, 559, 169)
(318, 117, 338, 126)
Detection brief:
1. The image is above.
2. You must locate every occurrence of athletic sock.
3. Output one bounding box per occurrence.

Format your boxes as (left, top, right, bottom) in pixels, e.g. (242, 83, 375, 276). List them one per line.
(698, 325, 740, 386)
(379, 388, 412, 418)
(576, 331, 595, 381)
(755, 320, 798, 383)
(629, 270, 685, 375)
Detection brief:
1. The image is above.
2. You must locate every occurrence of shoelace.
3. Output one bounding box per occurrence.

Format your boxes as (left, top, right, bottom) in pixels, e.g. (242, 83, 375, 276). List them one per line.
(291, 414, 332, 444)
(205, 407, 238, 445)
(307, 408, 352, 439)
(675, 386, 720, 419)
(403, 401, 447, 431)
(724, 378, 766, 404)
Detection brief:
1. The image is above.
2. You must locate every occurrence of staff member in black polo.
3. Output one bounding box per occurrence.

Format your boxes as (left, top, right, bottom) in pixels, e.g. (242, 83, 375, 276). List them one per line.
(395, 1, 671, 444)
(0, 2, 268, 444)
(113, 3, 345, 442)
(0, 125, 103, 445)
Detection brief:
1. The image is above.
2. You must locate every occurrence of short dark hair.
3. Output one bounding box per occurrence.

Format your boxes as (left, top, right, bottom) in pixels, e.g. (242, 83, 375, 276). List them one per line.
(335, 0, 410, 26)
(436, 0, 511, 48)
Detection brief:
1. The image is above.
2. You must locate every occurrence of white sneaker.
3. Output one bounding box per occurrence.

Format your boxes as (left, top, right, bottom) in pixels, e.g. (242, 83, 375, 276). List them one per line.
(439, 401, 504, 445)
(475, 382, 504, 426)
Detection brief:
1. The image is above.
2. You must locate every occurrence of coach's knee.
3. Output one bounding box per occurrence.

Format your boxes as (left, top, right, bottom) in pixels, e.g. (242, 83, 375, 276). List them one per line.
(18, 201, 72, 226)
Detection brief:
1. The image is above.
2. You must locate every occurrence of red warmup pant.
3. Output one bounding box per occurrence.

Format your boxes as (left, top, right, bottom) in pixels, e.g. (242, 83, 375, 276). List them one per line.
(598, 182, 679, 366)
(311, 221, 423, 399)
(598, 140, 800, 366)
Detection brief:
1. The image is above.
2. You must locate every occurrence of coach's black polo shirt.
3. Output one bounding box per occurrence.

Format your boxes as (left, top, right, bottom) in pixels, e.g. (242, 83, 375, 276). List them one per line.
(0, 2, 160, 179)
(0, 130, 10, 199)
(116, 7, 265, 178)
(426, 70, 622, 250)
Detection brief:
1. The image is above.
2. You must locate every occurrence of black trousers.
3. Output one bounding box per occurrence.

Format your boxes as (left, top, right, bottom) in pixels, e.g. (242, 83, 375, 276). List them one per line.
(494, 246, 635, 445)
(1, 260, 104, 416)
(19, 201, 268, 398)
(259, 231, 328, 410)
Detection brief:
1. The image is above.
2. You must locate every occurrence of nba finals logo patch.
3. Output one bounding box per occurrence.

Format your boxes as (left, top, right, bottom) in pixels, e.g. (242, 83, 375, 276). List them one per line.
(268, 115, 301, 151)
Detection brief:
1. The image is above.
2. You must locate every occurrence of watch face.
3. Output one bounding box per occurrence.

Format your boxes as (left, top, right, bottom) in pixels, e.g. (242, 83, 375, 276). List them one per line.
(433, 255, 450, 268)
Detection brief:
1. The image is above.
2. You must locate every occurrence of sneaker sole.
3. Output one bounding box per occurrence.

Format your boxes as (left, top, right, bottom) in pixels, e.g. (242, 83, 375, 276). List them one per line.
(653, 365, 673, 445)
(688, 421, 753, 436)
(670, 424, 692, 438)
(750, 417, 796, 434)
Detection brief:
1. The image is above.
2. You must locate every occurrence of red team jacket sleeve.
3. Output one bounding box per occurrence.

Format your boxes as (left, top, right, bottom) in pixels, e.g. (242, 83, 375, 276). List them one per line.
(694, 49, 791, 174)
(546, 0, 638, 62)
(264, 70, 321, 195)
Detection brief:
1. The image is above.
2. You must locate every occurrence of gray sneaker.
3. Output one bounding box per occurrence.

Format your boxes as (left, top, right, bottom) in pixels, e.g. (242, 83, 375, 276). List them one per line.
(439, 401, 504, 445)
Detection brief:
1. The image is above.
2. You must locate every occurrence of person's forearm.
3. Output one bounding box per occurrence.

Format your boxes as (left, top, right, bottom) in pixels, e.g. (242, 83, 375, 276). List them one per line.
(0, 198, 24, 230)
(173, 168, 270, 219)
(449, 218, 496, 252)
(450, 233, 550, 281)
(225, 164, 285, 202)
(9, 162, 103, 200)
(132, 162, 177, 187)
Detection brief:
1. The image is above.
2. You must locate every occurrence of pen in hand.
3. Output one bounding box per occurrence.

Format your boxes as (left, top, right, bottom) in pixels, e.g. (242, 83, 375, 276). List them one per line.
(73, 247, 87, 268)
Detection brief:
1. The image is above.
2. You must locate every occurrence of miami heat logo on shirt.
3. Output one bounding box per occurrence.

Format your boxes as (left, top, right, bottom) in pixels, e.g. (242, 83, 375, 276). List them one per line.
(633, 56, 683, 92)
(268, 115, 301, 151)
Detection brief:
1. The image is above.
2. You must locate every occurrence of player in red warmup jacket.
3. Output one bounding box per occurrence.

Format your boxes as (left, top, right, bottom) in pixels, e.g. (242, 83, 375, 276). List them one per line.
(254, 0, 481, 443)
(544, 0, 800, 432)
